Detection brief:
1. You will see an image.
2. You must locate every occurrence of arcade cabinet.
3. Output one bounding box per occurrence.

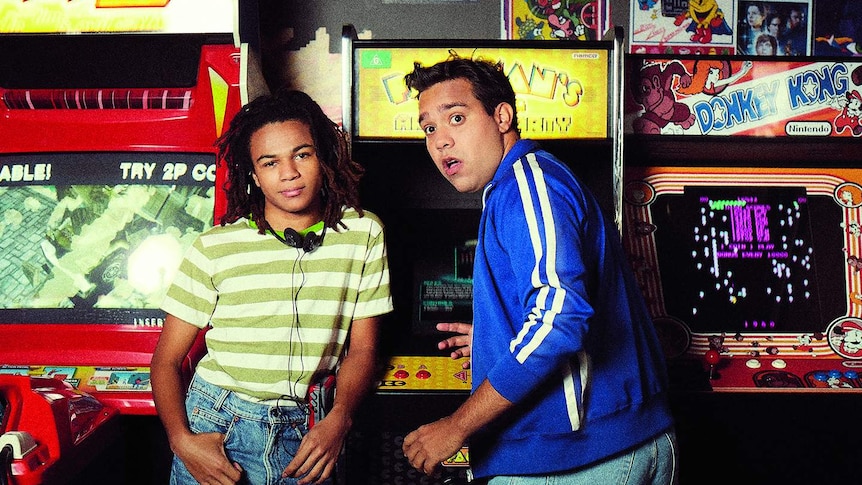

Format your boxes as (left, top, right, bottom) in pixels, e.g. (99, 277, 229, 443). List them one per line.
(0, 2, 244, 483)
(340, 26, 625, 484)
(624, 54, 862, 482)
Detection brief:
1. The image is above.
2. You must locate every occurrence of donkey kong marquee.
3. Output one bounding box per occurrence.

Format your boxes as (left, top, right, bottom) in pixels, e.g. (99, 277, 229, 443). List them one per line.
(626, 57, 862, 138)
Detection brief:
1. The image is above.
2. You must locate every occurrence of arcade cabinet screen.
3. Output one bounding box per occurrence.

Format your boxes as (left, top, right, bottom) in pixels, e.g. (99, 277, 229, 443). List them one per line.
(626, 168, 852, 336)
(351, 41, 612, 140)
(0, 152, 215, 325)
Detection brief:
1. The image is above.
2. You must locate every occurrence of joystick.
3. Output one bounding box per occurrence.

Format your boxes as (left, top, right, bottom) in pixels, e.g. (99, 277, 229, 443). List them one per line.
(705, 349, 721, 380)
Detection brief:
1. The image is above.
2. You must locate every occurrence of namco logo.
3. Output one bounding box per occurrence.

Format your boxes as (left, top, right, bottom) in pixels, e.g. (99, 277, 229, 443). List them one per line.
(95, 1, 170, 7)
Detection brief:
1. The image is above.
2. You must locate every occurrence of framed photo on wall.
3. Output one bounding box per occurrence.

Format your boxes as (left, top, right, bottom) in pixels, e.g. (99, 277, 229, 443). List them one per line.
(737, 1, 812, 56)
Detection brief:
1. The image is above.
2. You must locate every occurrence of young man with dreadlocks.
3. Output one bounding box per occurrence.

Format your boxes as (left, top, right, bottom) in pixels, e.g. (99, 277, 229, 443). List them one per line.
(151, 90, 393, 485)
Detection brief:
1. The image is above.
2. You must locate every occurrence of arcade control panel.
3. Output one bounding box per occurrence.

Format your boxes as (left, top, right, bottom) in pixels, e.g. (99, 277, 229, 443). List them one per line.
(343, 356, 472, 485)
(688, 332, 862, 392)
(0, 365, 153, 415)
(376, 355, 471, 393)
(0, 375, 120, 485)
(375, 355, 471, 468)
(701, 354, 862, 392)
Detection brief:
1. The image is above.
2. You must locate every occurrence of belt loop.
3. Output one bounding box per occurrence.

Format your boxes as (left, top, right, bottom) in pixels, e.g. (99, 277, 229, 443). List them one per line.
(214, 387, 230, 411)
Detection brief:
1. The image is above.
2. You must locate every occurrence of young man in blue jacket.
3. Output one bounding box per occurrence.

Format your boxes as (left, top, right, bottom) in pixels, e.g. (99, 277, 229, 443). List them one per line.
(401, 57, 678, 484)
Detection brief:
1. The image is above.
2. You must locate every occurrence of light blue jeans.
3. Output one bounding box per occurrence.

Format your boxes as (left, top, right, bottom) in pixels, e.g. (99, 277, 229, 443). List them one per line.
(487, 429, 678, 485)
(170, 374, 331, 485)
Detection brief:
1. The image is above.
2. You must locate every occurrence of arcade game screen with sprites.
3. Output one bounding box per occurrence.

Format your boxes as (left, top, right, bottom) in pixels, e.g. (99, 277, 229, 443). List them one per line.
(624, 166, 862, 388)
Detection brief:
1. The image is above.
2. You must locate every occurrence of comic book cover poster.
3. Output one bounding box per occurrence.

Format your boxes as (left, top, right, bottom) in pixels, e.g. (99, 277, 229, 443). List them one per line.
(737, 1, 812, 56)
(625, 57, 862, 137)
(506, 0, 610, 41)
(631, 0, 735, 55)
(813, 0, 862, 56)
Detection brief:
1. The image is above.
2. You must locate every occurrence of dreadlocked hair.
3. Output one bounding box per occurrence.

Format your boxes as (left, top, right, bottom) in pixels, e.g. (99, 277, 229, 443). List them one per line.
(216, 89, 364, 234)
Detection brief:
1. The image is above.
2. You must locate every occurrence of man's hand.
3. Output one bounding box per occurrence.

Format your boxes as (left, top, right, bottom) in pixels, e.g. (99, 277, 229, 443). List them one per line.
(173, 432, 243, 485)
(436, 322, 473, 369)
(402, 416, 466, 476)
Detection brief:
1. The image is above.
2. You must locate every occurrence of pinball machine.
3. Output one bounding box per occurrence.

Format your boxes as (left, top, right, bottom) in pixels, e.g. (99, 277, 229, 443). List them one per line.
(0, 2, 244, 483)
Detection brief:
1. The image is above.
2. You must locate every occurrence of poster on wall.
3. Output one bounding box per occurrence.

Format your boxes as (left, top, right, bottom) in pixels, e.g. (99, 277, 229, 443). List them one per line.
(625, 57, 862, 137)
(631, 0, 736, 55)
(506, 0, 611, 41)
(737, 1, 811, 56)
(813, 0, 862, 56)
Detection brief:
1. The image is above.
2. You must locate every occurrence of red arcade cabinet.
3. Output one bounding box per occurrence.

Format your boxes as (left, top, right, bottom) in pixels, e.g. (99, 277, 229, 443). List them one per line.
(0, 2, 244, 483)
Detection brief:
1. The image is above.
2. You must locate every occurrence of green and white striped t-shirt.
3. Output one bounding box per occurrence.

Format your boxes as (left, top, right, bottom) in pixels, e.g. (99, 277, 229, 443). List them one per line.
(161, 207, 393, 401)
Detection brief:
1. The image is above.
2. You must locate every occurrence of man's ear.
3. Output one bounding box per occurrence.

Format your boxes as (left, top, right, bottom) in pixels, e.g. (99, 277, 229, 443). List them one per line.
(495, 102, 515, 133)
(251, 171, 260, 187)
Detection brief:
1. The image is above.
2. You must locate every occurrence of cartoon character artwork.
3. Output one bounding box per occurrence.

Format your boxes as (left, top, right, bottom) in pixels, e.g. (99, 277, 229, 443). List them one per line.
(548, 11, 586, 40)
(673, 0, 732, 44)
(828, 318, 862, 359)
(513, 0, 604, 41)
(515, 16, 545, 40)
(676, 59, 752, 96)
(842, 220, 862, 237)
(813, 0, 862, 56)
(707, 333, 730, 354)
(835, 182, 862, 208)
(530, 0, 557, 17)
(631, 60, 697, 134)
(638, 0, 657, 10)
(793, 334, 814, 353)
(815, 35, 861, 56)
(833, 90, 862, 137)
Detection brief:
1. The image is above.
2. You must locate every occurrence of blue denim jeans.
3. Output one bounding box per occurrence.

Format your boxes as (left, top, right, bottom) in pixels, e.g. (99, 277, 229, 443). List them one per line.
(487, 429, 678, 485)
(170, 374, 329, 485)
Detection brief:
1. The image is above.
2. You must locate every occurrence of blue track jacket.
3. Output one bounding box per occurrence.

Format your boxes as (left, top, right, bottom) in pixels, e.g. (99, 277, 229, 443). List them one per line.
(469, 140, 673, 478)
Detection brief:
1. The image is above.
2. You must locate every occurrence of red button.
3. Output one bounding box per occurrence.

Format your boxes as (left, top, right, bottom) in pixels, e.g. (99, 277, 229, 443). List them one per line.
(394, 370, 409, 379)
(415, 370, 431, 379)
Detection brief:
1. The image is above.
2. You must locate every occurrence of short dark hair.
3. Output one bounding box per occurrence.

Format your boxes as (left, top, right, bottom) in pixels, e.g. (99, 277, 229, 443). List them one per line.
(404, 55, 519, 132)
(755, 33, 777, 54)
(746, 2, 765, 16)
(765, 13, 782, 29)
(216, 89, 364, 232)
